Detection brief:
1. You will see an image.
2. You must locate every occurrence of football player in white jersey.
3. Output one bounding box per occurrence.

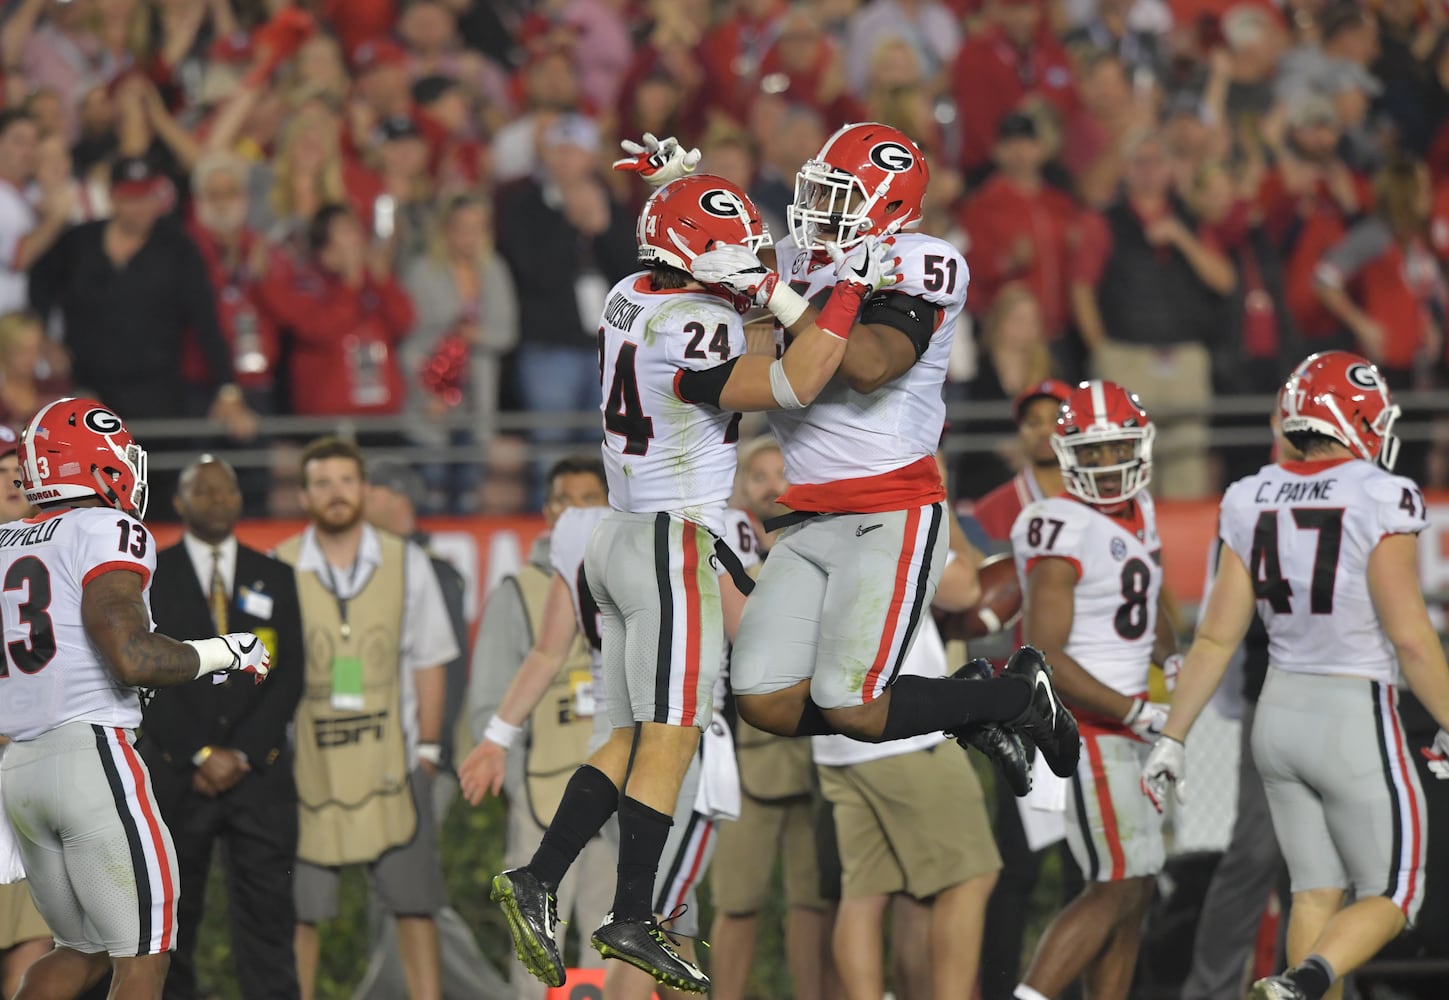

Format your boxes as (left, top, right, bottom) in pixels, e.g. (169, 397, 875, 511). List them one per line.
(461, 498, 758, 1000)
(616, 124, 1079, 784)
(1007, 381, 1180, 1000)
(482, 173, 902, 994)
(0, 398, 269, 1000)
(1143, 352, 1449, 1000)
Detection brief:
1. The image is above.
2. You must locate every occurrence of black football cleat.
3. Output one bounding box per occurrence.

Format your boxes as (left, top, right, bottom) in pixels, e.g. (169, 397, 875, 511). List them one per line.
(947, 658, 1032, 797)
(591, 912, 710, 994)
(491, 868, 565, 988)
(1003, 646, 1080, 778)
(1247, 976, 1308, 1000)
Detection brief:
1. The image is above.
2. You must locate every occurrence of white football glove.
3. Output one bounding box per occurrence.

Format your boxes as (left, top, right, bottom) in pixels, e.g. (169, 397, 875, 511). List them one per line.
(1431, 728, 1449, 759)
(1161, 653, 1184, 692)
(689, 244, 781, 307)
(1140, 735, 1186, 813)
(613, 133, 701, 187)
(186, 633, 272, 684)
(825, 236, 902, 294)
(1123, 699, 1171, 742)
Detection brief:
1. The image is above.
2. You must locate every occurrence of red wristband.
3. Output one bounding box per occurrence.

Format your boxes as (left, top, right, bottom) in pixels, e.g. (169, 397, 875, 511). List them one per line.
(816, 281, 867, 340)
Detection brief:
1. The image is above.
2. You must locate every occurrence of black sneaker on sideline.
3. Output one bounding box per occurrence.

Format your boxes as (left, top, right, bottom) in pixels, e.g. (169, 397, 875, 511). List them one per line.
(491, 868, 564, 987)
(591, 912, 710, 994)
(1003, 646, 1080, 778)
(946, 658, 1032, 797)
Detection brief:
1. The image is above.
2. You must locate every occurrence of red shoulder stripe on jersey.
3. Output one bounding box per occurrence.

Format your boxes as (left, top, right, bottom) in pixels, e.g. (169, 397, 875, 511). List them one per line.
(21, 509, 68, 524)
(778, 454, 945, 515)
(1025, 554, 1083, 582)
(632, 274, 697, 296)
(680, 522, 702, 727)
(1280, 457, 1355, 474)
(1084, 732, 1127, 880)
(83, 561, 151, 588)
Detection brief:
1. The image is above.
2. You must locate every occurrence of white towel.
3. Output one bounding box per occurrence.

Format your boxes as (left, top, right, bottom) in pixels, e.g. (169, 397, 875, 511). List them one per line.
(1016, 752, 1068, 851)
(693, 718, 741, 823)
(0, 759, 26, 885)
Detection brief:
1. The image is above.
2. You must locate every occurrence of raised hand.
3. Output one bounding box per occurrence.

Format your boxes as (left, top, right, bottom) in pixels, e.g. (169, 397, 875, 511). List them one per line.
(612, 133, 702, 187)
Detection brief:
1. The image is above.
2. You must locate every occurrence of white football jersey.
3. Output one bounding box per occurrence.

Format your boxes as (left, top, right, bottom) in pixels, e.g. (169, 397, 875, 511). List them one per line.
(0, 507, 156, 741)
(1219, 459, 1427, 684)
(1012, 494, 1162, 697)
(767, 232, 967, 489)
(597, 273, 746, 537)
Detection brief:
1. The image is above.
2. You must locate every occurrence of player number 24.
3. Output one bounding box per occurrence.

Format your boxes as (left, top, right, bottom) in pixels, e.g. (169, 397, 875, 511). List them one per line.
(600, 336, 740, 456)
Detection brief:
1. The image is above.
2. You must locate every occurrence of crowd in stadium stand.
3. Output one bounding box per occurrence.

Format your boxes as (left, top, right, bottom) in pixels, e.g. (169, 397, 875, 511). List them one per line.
(0, 0, 1444, 515)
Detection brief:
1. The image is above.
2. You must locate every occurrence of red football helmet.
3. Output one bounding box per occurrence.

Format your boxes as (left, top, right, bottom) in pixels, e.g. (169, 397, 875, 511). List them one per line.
(21, 398, 149, 517)
(1279, 351, 1401, 469)
(787, 122, 930, 252)
(636, 174, 773, 273)
(1052, 381, 1155, 505)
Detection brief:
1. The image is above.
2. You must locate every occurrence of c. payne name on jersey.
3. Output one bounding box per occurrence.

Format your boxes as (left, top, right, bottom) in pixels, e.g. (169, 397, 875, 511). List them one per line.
(768, 232, 968, 485)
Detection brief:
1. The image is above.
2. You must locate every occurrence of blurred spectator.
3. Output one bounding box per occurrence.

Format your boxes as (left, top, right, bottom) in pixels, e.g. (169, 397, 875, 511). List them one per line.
(700, 0, 790, 122)
(844, 0, 962, 97)
(36, 131, 110, 223)
(0, 310, 68, 426)
(1257, 94, 1371, 348)
(494, 115, 636, 491)
(959, 113, 1083, 341)
(1425, 32, 1449, 176)
(323, 0, 399, 61)
(185, 152, 282, 416)
(1277, 1, 1380, 104)
(29, 156, 254, 436)
(367, 115, 434, 267)
(1372, 0, 1444, 154)
(618, 67, 689, 169)
(348, 38, 414, 139)
(399, 0, 509, 114)
(951, 0, 1078, 177)
(491, 49, 583, 184)
(0, 110, 70, 315)
(1072, 130, 1235, 497)
(2, 0, 118, 140)
(259, 203, 414, 422)
(412, 75, 489, 191)
(860, 36, 942, 155)
(1063, 51, 1159, 208)
(753, 6, 864, 130)
(1315, 155, 1445, 389)
(292, 34, 350, 105)
(699, 124, 759, 194)
(401, 193, 519, 513)
(959, 286, 1056, 498)
(559, 0, 634, 114)
(136, 0, 240, 116)
(1063, 0, 1166, 78)
(1219, 5, 1284, 126)
(749, 98, 826, 238)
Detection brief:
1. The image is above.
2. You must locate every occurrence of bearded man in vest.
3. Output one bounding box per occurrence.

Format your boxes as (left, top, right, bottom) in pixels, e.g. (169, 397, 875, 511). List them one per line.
(464, 455, 614, 1000)
(275, 437, 459, 1000)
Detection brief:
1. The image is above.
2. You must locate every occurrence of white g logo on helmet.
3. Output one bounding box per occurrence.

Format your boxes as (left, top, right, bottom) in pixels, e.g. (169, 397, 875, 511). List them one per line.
(82, 408, 123, 434)
(867, 141, 915, 172)
(699, 188, 746, 219)
(1346, 364, 1380, 392)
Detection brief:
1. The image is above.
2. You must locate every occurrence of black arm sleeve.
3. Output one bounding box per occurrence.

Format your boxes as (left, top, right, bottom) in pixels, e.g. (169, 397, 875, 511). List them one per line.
(858, 291, 940, 360)
(674, 356, 742, 407)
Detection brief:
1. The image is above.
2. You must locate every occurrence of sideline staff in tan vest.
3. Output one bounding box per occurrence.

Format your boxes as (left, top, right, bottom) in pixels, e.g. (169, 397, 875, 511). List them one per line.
(276, 438, 458, 1000)
(465, 456, 614, 1000)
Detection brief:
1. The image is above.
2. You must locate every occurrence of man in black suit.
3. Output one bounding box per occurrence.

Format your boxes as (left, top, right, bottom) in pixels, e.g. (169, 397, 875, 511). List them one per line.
(140, 457, 305, 1000)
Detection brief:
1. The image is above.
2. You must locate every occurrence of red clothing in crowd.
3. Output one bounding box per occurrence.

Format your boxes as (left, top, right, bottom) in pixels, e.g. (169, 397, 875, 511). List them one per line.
(967, 468, 1052, 541)
(259, 264, 415, 416)
(324, 0, 397, 57)
(183, 222, 285, 393)
(957, 174, 1082, 335)
(1256, 167, 1373, 340)
(951, 25, 1078, 174)
(698, 1, 788, 121)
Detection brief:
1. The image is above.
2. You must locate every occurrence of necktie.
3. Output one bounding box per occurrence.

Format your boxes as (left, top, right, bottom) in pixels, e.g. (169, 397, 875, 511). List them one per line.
(210, 547, 228, 633)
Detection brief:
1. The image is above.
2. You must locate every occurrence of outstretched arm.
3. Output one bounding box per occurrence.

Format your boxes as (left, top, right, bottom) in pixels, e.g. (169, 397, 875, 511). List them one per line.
(83, 570, 203, 687)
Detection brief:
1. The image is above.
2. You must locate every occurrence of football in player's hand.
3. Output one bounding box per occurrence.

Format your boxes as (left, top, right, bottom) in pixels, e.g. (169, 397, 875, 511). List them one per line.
(959, 553, 1022, 638)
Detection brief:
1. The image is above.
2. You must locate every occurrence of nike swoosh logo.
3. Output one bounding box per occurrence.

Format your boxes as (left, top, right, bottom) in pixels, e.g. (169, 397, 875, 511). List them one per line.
(855, 523, 883, 537)
(850, 259, 870, 279)
(238, 638, 257, 654)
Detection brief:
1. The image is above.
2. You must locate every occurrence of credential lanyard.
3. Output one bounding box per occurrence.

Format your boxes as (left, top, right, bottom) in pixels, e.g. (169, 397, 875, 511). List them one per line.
(321, 558, 362, 640)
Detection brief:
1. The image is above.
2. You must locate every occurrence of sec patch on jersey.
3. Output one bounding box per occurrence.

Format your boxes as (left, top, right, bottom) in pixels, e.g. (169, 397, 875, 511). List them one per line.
(955, 553, 1021, 638)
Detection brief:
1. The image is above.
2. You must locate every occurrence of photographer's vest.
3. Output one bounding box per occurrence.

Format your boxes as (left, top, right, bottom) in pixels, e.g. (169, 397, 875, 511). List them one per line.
(276, 531, 416, 867)
(512, 564, 597, 827)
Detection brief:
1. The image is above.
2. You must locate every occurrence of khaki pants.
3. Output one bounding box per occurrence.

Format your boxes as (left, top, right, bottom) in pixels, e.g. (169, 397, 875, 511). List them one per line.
(0, 882, 49, 950)
(1091, 341, 1212, 499)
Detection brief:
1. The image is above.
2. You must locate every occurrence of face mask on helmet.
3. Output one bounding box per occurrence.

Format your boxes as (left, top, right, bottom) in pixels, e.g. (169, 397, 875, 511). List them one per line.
(787, 161, 893, 252)
(1052, 427, 1155, 505)
(98, 441, 148, 519)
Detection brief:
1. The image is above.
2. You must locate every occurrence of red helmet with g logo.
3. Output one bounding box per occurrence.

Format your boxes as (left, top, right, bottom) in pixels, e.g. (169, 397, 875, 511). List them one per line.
(787, 122, 930, 252)
(636, 175, 773, 273)
(20, 398, 149, 518)
(1279, 351, 1401, 469)
(1052, 380, 1155, 505)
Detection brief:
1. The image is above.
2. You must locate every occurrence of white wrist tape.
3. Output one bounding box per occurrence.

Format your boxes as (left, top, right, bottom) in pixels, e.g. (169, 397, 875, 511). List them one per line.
(416, 743, 442, 765)
(764, 283, 808, 328)
(185, 637, 236, 679)
(1121, 700, 1143, 726)
(769, 358, 806, 409)
(485, 715, 522, 749)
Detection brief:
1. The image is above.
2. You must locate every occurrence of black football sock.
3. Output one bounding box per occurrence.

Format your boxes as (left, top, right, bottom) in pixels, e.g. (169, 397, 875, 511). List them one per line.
(1286, 955, 1335, 1000)
(878, 674, 1033, 742)
(528, 764, 618, 890)
(612, 796, 673, 922)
